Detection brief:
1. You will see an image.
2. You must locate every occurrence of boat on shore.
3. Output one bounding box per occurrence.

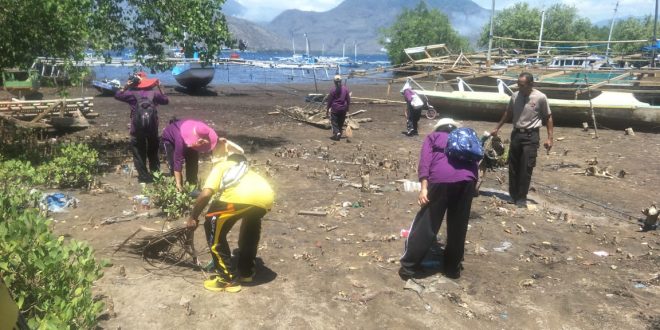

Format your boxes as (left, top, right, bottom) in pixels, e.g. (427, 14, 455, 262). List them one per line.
(412, 79, 660, 130)
(172, 62, 215, 90)
(91, 79, 121, 96)
(2, 69, 40, 98)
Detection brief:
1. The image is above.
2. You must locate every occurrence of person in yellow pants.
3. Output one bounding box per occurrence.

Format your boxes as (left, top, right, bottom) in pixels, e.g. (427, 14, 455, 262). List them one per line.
(186, 153, 274, 292)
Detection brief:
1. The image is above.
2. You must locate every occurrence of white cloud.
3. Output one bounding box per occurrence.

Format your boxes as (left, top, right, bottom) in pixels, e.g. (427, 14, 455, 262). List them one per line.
(235, 0, 343, 22)
(472, 0, 657, 21)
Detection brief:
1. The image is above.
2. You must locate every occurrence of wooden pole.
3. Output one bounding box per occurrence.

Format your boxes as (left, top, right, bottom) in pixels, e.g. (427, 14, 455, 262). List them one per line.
(584, 76, 599, 139)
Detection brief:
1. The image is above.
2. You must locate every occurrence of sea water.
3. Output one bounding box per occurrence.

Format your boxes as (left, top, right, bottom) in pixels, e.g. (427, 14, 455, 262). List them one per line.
(91, 51, 392, 86)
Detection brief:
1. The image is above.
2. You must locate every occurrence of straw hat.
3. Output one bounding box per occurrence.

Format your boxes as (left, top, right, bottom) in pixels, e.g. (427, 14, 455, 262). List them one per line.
(211, 139, 244, 163)
(132, 71, 159, 90)
(433, 118, 461, 131)
(179, 120, 218, 153)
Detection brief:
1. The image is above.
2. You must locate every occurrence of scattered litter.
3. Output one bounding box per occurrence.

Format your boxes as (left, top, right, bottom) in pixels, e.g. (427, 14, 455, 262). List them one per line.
(403, 279, 424, 294)
(402, 180, 421, 192)
(297, 210, 327, 217)
(40, 192, 79, 213)
(400, 229, 410, 238)
(493, 241, 512, 252)
(624, 127, 635, 136)
(633, 283, 647, 289)
(610, 265, 618, 270)
(593, 251, 609, 257)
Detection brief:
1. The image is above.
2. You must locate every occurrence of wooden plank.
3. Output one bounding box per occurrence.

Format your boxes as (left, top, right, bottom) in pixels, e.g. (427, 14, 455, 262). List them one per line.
(576, 72, 632, 95)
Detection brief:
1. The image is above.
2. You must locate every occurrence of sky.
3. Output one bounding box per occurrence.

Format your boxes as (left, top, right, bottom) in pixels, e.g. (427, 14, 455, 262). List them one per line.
(234, 0, 659, 23)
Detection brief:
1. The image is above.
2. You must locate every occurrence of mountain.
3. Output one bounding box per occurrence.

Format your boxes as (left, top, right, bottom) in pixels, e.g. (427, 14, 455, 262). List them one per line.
(225, 16, 290, 51)
(265, 0, 491, 54)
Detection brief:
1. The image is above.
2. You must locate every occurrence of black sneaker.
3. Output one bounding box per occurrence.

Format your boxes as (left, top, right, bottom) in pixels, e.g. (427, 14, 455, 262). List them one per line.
(398, 266, 417, 280)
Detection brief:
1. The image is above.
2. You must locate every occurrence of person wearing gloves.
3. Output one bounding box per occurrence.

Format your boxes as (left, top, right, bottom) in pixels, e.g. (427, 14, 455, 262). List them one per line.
(399, 118, 479, 280)
(161, 119, 218, 190)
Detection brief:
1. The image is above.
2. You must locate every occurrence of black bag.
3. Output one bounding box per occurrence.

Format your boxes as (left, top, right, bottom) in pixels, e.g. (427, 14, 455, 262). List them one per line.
(132, 91, 157, 132)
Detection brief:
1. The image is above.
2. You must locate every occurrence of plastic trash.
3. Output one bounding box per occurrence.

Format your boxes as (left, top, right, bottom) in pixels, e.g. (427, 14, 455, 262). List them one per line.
(41, 192, 79, 213)
(493, 241, 512, 252)
(633, 283, 647, 289)
(400, 229, 410, 238)
(593, 251, 609, 257)
(403, 180, 421, 192)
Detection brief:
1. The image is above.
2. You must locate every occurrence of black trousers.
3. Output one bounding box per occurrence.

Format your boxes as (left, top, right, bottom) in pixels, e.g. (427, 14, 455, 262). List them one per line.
(204, 201, 266, 281)
(162, 141, 199, 186)
(400, 181, 475, 273)
(405, 103, 422, 133)
(508, 130, 539, 201)
(330, 112, 346, 137)
(130, 134, 159, 182)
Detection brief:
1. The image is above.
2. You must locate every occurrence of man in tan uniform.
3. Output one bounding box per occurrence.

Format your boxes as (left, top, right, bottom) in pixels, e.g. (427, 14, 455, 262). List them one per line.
(491, 72, 554, 207)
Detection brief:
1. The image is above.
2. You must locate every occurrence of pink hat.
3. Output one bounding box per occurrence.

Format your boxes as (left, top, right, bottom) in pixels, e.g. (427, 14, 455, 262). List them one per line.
(180, 120, 218, 153)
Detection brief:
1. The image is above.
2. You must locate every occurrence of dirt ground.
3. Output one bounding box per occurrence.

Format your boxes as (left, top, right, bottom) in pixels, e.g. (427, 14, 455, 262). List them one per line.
(21, 82, 660, 329)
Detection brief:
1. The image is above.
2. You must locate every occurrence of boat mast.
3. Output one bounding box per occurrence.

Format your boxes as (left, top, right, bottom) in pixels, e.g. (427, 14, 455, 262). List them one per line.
(305, 33, 310, 57)
(605, 1, 619, 61)
(292, 37, 296, 56)
(653, 0, 658, 67)
(342, 43, 346, 58)
(354, 41, 357, 63)
(537, 10, 545, 60)
(487, 0, 495, 68)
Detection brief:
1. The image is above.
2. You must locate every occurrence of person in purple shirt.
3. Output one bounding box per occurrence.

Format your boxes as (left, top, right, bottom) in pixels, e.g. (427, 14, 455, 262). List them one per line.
(325, 74, 350, 141)
(399, 118, 479, 280)
(161, 119, 218, 191)
(402, 87, 422, 136)
(115, 72, 169, 183)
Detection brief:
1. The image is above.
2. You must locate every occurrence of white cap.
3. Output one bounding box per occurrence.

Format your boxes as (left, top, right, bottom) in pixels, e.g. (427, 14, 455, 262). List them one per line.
(334, 74, 342, 81)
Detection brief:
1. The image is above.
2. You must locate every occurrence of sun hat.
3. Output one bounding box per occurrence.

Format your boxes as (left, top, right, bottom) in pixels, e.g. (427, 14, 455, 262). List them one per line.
(334, 74, 342, 81)
(211, 139, 244, 163)
(433, 118, 461, 131)
(132, 71, 159, 90)
(180, 120, 218, 153)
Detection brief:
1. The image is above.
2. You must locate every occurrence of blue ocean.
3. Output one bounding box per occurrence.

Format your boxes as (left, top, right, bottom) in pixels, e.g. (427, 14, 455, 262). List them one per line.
(91, 51, 392, 86)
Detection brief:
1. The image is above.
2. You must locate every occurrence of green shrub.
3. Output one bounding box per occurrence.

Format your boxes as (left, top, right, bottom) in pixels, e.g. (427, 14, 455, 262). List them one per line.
(0, 152, 104, 329)
(144, 172, 195, 219)
(40, 143, 98, 188)
(0, 213, 104, 328)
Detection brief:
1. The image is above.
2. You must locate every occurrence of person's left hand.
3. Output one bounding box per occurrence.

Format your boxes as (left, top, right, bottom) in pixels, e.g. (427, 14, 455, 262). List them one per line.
(185, 218, 198, 229)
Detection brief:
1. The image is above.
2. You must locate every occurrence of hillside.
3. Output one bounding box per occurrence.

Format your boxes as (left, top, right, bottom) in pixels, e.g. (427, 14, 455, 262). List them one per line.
(264, 0, 490, 54)
(226, 16, 290, 51)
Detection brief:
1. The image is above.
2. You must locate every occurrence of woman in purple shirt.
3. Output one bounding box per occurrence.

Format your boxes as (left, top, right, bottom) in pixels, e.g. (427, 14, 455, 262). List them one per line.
(161, 119, 218, 190)
(399, 118, 478, 280)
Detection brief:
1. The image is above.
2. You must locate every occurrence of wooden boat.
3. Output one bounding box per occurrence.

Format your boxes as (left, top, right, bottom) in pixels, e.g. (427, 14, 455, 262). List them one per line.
(0, 97, 97, 129)
(91, 79, 121, 96)
(1, 69, 40, 98)
(414, 83, 660, 129)
(172, 62, 215, 90)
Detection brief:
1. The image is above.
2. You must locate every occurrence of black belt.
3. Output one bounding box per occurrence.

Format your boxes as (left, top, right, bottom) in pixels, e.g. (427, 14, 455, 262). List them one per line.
(514, 127, 539, 133)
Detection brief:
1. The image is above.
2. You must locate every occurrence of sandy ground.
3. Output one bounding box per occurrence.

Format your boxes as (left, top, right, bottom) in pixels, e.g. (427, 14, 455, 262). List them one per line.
(18, 82, 660, 329)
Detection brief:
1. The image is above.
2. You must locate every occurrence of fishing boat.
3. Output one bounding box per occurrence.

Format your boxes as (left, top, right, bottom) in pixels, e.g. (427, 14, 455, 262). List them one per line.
(91, 79, 121, 96)
(1, 69, 40, 98)
(171, 62, 215, 90)
(412, 78, 660, 129)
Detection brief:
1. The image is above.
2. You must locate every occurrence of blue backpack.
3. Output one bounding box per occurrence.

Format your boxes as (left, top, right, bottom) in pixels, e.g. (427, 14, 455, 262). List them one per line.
(446, 127, 484, 163)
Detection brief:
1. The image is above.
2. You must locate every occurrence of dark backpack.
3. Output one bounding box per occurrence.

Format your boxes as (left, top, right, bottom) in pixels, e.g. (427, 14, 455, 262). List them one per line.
(445, 127, 484, 163)
(132, 91, 157, 132)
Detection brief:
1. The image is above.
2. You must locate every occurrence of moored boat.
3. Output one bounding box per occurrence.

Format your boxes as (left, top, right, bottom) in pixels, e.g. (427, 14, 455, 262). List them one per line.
(172, 62, 215, 90)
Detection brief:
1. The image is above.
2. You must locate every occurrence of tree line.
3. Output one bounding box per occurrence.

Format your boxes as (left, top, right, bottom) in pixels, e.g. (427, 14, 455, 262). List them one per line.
(381, 1, 658, 65)
(0, 0, 656, 70)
